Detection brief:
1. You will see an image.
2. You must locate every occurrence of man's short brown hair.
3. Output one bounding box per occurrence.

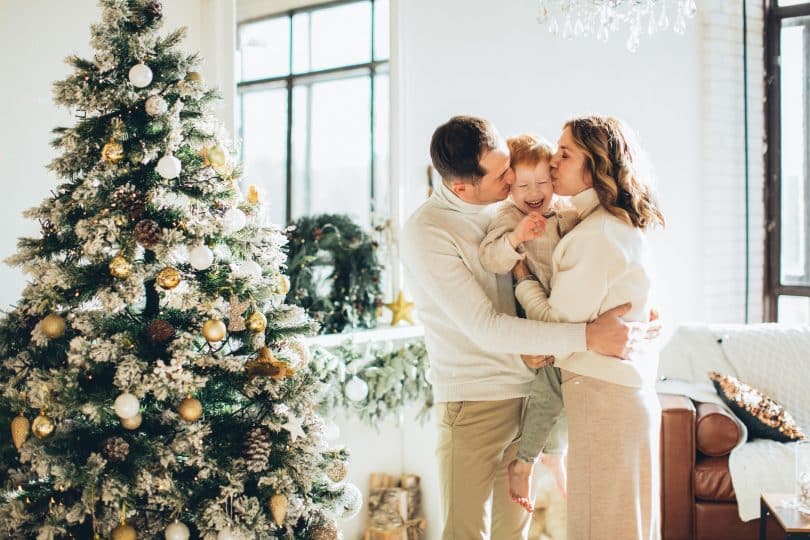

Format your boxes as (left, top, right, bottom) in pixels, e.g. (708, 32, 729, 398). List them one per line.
(430, 116, 500, 185)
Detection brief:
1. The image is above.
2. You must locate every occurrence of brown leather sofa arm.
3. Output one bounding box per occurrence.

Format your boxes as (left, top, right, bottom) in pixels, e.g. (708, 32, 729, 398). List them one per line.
(695, 402, 741, 457)
(659, 393, 696, 540)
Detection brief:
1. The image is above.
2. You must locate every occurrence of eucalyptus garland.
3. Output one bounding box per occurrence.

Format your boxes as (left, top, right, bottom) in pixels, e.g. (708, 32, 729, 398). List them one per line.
(286, 214, 384, 334)
(310, 338, 432, 426)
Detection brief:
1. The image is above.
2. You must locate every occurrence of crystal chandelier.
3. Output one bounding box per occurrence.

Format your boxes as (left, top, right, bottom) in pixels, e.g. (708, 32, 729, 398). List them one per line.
(537, 0, 698, 52)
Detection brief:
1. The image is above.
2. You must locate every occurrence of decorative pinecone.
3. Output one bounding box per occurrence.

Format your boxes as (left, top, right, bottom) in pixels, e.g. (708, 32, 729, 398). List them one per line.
(134, 219, 162, 248)
(312, 228, 324, 241)
(146, 319, 175, 344)
(128, 200, 146, 222)
(103, 437, 130, 462)
(244, 427, 272, 472)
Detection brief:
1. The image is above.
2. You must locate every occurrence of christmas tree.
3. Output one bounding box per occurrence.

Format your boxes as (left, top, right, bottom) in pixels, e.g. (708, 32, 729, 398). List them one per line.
(0, 1, 360, 538)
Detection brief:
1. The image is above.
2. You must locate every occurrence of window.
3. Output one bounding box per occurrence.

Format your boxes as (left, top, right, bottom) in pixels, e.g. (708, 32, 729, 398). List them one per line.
(236, 0, 390, 228)
(766, 2, 810, 323)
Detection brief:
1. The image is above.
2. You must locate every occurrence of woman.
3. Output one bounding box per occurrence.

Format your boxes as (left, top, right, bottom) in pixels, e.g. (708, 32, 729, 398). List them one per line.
(512, 116, 665, 540)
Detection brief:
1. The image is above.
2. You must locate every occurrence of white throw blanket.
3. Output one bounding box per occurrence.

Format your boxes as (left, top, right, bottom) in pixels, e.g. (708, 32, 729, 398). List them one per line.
(658, 323, 810, 521)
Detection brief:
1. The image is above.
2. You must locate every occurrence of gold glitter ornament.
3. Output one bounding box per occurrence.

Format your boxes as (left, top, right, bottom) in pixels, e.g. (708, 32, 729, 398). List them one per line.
(202, 319, 227, 342)
(11, 414, 30, 449)
(109, 255, 132, 279)
(156, 267, 181, 289)
(111, 523, 137, 540)
(308, 521, 339, 540)
(32, 411, 55, 439)
(269, 493, 288, 527)
(178, 396, 202, 422)
(275, 274, 290, 296)
(186, 71, 203, 83)
(325, 461, 348, 483)
(245, 311, 267, 333)
(41, 313, 66, 338)
(120, 413, 142, 430)
(101, 140, 124, 163)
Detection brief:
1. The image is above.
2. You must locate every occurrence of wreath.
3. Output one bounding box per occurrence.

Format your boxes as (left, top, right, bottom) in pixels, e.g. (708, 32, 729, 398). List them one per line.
(286, 214, 383, 334)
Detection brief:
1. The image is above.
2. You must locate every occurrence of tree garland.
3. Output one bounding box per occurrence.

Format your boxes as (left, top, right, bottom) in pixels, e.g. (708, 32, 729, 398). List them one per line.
(310, 338, 432, 426)
(286, 214, 384, 334)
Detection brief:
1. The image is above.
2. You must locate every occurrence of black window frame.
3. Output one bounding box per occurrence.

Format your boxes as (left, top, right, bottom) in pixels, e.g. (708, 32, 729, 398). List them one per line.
(236, 0, 389, 225)
(765, 1, 810, 320)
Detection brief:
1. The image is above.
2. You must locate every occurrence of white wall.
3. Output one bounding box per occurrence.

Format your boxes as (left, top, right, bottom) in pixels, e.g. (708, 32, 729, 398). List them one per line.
(0, 0, 232, 311)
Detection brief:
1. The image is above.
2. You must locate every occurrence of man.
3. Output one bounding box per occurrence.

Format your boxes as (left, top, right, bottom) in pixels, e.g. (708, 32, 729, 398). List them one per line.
(400, 116, 644, 539)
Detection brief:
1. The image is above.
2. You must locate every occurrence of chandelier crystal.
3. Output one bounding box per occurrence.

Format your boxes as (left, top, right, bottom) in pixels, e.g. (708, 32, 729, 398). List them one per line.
(537, 0, 698, 52)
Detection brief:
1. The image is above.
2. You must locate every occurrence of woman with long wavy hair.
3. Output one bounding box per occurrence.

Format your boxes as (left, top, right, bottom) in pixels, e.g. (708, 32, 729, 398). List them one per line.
(512, 115, 665, 539)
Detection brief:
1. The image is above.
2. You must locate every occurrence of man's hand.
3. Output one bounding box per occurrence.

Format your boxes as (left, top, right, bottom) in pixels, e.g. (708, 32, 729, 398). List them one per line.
(585, 303, 640, 359)
(521, 354, 555, 369)
(508, 212, 546, 248)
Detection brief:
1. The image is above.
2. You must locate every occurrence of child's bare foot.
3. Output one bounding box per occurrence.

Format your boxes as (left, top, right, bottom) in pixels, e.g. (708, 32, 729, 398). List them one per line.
(540, 453, 567, 498)
(507, 459, 534, 512)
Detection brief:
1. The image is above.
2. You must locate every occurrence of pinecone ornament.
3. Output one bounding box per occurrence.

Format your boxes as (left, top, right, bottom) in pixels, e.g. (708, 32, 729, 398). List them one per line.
(128, 200, 146, 222)
(134, 219, 162, 248)
(103, 437, 130, 462)
(146, 319, 175, 344)
(244, 427, 272, 472)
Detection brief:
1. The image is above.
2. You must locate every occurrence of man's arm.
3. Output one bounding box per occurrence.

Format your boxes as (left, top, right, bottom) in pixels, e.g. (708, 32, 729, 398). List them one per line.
(400, 221, 586, 358)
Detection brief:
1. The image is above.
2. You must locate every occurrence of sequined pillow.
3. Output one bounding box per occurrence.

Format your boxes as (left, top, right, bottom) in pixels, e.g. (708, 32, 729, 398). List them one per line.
(709, 371, 806, 443)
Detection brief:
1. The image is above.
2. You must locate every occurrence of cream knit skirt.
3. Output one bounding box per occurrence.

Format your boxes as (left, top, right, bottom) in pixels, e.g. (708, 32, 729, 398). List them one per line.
(561, 371, 661, 540)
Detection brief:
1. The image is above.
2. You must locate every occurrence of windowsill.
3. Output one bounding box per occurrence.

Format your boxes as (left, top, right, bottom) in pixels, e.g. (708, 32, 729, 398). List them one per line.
(304, 324, 425, 348)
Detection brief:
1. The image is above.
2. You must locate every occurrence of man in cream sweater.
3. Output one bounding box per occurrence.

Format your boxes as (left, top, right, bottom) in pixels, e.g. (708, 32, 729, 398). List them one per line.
(400, 116, 642, 539)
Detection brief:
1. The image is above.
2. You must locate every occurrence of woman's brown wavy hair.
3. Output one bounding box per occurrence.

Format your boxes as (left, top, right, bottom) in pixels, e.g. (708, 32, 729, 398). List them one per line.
(565, 116, 665, 230)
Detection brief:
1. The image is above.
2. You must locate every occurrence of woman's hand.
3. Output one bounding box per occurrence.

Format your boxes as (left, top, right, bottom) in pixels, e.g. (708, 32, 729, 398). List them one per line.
(512, 259, 530, 280)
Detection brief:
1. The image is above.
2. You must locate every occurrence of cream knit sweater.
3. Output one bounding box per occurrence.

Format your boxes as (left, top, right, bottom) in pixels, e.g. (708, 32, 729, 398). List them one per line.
(515, 188, 658, 388)
(400, 182, 587, 403)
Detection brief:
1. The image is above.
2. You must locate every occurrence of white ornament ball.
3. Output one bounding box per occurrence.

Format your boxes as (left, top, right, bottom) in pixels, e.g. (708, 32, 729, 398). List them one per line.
(216, 528, 242, 540)
(339, 482, 363, 519)
(345, 376, 369, 402)
(239, 260, 263, 281)
(128, 63, 153, 88)
(322, 421, 341, 441)
(189, 245, 214, 271)
(222, 208, 247, 234)
(114, 392, 140, 419)
(145, 95, 168, 116)
(164, 522, 190, 540)
(156, 154, 182, 179)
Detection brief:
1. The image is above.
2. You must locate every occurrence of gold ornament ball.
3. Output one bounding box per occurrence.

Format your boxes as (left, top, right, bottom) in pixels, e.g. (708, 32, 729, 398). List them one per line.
(186, 71, 203, 83)
(11, 414, 30, 449)
(109, 255, 133, 279)
(32, 412, 55, 439)
(206, 144, 228, 168)
(245, 312, 267, 333)
(326, 461, 348, 483)
(308, 521, 339, 540)
(102, 140, 124, 163)
(202, 319, 227, 342)
(269, 493, 288, 527)
(156, 267, 181, 289)
(120, 413, 143, 430)
(111, 523, 137, 540)
(178, 397, 202, 422)
(277, 275, 290, 295)
(41, 313, 66, 339)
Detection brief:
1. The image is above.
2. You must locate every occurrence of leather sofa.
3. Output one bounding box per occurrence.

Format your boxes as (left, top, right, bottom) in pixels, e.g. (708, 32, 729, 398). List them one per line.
(659, 393, 784, 540)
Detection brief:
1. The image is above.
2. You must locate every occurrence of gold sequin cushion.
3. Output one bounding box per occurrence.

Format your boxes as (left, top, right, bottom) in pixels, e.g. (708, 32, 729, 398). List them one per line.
(709, 371, 806, 442)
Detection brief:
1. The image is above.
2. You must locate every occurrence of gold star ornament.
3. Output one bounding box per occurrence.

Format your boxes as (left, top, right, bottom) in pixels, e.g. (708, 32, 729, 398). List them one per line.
(384, 291, 415, 326)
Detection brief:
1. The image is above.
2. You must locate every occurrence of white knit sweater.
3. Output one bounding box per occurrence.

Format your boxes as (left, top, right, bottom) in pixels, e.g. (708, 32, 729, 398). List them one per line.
(515, 188, 658, 388)
(400, 182, 587, 403)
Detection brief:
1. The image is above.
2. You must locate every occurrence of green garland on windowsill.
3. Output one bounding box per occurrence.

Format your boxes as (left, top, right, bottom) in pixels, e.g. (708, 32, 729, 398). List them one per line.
(309, 337, 432, 427)
(285, 214, 383, 334)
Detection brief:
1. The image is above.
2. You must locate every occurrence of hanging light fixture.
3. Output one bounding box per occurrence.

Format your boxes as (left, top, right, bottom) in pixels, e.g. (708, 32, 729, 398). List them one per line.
(537, 0, 698, 52)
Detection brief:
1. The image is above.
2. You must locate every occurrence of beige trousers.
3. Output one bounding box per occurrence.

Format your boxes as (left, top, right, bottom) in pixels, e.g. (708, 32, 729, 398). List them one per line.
(562, 371, 661, 540)
(436, 397, 532, 540)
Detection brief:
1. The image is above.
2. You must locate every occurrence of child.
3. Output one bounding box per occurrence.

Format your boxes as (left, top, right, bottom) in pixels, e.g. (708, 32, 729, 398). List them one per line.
(479, 134, 577, 512)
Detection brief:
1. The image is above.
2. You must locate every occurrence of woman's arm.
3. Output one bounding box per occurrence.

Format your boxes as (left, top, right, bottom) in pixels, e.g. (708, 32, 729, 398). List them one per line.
(514, 227, 625, 324)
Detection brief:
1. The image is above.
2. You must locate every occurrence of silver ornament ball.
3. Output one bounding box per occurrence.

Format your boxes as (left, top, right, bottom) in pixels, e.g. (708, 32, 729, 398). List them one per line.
(129, 63, 153, 88)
